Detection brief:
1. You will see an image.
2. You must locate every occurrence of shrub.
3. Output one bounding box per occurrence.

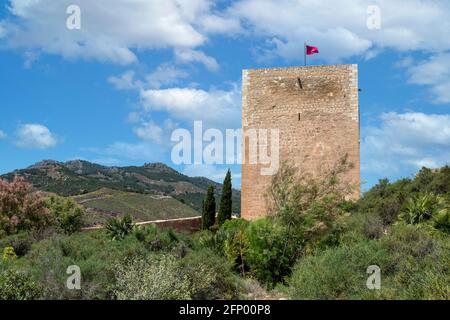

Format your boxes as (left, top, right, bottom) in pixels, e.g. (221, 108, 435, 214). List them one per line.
(399, 193, 438, 224)
(105, 215, 134, 240)
(433, 210, 450, 234)
(215, 218, 301, 287)
(345, 212, 385, 240)
(20, 230, 147, 299)
(288, 224, 450, 300)
(0, 176, 52, 235)
(114, 254, 192, 300)
(244, 219, 300, 287)
(267, 156, 354, 250)
(180, 248, 240, 300)
(0, 269, 42, 300)
(2, 246, 16, 262)
(355, 166, 450, 227)
(0, 228, 58, 257)
(217, 219, 249, 275)
(133, 225, 184, 252)
(114, 248, 240, 300)
(239, 156, 355, 286)
(45, 195, 85, 234)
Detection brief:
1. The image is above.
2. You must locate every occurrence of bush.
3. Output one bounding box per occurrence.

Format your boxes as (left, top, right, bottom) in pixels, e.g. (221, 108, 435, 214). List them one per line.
(345, 212, 385, 240)
(433, 210, 450, 234)
(0, 176, 52, 235)
(213, 218, 301, 287)
(0, 228, 58, 257)
(19, 230, 148, 299)
(114, 248, 240, 300)
(244, 219, 300, 287)
(288, 224, 450, 299)
(114, 254, 192, 300)
(180, 248, 240, 300)
(105, 215, 134, 240)
(267, 157, 353, 251)
(216, 219, 249, 274)
(0, 269, 42, 300)
(45, 195, 85, 234)
(2, 246, 16, 262)
(355, 166, 450, 227)
(133, 225, 187, 252)
(399, 193, 438, 224)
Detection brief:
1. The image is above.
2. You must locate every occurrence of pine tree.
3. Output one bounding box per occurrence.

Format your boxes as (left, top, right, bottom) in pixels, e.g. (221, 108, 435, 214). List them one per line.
(218, 169, 232, 226)
(202, 185, 216, 230)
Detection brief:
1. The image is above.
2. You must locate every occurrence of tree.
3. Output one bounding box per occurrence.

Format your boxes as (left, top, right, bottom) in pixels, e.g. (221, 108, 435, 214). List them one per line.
(218, 169, 232, 226)
(45, 195, 85, 234)
(202, 185, 216, 230)
(0, 176, 52, 235)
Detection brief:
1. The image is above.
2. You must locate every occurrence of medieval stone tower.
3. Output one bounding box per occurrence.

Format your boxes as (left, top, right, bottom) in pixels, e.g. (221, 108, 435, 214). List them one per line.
(241, 64, 360, 220)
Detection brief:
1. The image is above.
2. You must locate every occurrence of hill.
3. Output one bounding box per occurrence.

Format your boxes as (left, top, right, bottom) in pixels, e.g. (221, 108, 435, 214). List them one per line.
(73, 188, 200, 226)
(1, 160, 241, 215)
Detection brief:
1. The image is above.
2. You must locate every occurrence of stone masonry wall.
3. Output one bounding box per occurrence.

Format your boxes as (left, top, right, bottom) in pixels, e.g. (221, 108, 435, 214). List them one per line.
(241, 64, 360, 220)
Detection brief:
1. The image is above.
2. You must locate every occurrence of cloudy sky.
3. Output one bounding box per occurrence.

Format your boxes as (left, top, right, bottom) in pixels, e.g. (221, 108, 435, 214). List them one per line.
(0, 0, 449, 190)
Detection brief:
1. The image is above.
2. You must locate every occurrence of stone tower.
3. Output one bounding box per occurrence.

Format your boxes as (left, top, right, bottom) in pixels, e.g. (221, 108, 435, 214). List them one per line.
(241, 64, 360, 220)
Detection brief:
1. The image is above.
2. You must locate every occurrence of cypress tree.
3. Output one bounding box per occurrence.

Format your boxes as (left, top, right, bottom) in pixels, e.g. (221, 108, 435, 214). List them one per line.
(218, 169, 232, 226)
(202, 185, 216, 229)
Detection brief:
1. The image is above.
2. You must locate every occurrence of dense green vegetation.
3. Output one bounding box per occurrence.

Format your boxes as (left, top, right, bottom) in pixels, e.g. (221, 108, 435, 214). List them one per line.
(0, 162, 448, 300)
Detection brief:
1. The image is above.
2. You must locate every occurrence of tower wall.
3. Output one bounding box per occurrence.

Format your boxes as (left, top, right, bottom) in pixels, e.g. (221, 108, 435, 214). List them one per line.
(241, 64, 360, 220)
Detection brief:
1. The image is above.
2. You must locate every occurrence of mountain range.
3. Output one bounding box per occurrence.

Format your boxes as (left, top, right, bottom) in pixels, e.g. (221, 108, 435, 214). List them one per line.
(1, 160, 241, 223)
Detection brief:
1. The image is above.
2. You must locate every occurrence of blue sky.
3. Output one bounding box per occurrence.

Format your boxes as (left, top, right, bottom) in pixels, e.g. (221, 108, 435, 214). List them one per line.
(0, 0, 449, 191)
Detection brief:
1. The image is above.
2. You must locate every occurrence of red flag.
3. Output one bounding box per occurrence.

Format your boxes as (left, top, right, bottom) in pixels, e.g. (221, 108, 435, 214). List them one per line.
(306, 45, 319, 55)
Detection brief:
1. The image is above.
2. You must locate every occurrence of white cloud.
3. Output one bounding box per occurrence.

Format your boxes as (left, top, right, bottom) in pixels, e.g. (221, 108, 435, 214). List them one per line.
(15, 124, 59, 149)
(175, 48, 219, 71)
(407, 53, 450, 104)
(0, 130, 6, 139)
(145, 65, 189, 89)
(228, 0, 450, 62)
(134, 118, 179, 145)
(362, 112, 450, 174)
(109, 65, 188, 91)
(3, 0, 450, 67)
(0, 0, 241, 65)
(394, 56, 414, 69)
(133, 121, 164, 144)
(108, 71, 138, 90)
(140, 85, 241, 128)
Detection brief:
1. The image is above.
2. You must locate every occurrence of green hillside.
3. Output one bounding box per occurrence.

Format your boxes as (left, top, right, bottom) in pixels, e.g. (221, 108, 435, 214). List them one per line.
(73, 188, 199, 226)
(1, 160, 241, 215)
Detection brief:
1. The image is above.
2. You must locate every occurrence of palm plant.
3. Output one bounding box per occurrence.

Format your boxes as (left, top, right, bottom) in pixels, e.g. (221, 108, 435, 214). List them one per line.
(105, 214, 134, 240)
(400, 193, 437, 224)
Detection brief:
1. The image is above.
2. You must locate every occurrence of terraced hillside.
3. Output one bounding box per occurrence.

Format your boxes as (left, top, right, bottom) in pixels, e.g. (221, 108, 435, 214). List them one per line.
(1, 160, 241, 215)
(73, 188, 199, 226)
